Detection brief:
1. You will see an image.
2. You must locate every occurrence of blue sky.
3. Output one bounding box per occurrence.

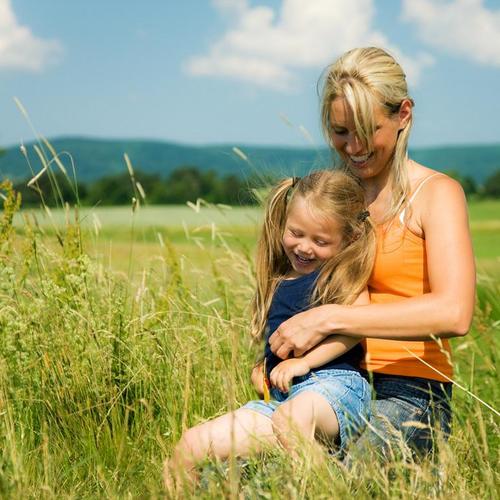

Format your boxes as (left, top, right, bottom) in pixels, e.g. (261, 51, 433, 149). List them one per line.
(1, 0, 499, 149)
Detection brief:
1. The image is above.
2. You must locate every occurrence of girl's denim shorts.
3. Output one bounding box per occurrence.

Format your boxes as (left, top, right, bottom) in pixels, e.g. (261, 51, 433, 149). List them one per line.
(241, 368, 371, 450)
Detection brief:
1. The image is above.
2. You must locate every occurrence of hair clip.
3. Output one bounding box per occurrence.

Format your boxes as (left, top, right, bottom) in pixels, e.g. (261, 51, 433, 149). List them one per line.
(357, 210, 370, 222)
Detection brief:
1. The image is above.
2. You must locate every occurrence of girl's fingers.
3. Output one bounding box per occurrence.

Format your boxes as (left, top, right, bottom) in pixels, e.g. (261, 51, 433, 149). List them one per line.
(271, 361, 309, 392)
(270, 368, 279, 388)
(282, 373, 288, 392)
(271, 364, 294, 392)
(274, 369, 285, 392)
(282, 374, 290, 392)
(276, 370, 284, 392)
(279, 370, 289, 392)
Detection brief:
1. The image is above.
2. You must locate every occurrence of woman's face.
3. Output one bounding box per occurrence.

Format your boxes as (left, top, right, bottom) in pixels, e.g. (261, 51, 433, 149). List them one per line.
(329, 97, 410, 181)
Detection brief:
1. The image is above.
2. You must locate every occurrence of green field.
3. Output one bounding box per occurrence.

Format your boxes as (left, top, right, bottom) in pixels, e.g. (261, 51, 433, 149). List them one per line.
(15, 199, 500, 275)
(1, 197, 499, 498)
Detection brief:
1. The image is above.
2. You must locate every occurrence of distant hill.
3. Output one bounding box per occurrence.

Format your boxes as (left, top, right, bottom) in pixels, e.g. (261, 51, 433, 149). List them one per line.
(1, 136, 499, 184)
(409, 145, 500, 184)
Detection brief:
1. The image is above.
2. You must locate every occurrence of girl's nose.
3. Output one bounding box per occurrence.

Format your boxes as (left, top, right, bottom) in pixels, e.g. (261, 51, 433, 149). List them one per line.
(297, 241, 313, 256)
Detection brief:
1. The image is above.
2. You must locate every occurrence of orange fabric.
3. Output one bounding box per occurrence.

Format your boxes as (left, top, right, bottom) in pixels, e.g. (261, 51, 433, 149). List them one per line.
(360, 221, 454, 382)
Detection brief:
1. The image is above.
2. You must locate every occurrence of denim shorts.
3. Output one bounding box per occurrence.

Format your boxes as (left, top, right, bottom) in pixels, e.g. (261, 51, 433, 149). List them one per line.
(346, 373, 453, 462)
(241, 368, 371, 450)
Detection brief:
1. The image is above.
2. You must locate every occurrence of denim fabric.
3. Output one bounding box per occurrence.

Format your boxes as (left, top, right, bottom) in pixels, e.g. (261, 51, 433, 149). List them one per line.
(241, 368, 371, 450)
(346, 373, 452, 462)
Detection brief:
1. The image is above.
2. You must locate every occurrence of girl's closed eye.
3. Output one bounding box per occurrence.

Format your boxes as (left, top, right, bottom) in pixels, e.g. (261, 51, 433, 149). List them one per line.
(314, 239, 330, 247)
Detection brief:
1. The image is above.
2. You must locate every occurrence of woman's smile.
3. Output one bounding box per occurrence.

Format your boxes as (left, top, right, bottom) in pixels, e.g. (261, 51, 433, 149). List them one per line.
(348, 152, 374, 167)
(329, 97, 403, 180)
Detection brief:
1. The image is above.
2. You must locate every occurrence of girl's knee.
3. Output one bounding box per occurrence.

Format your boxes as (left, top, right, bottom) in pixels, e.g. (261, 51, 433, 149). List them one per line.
(164, 429, 204, 493)
(271, 392, 339, 442)
(271, 400, 310, 436)
(271, 403, 292, 431)
(175, 426, 208, 463)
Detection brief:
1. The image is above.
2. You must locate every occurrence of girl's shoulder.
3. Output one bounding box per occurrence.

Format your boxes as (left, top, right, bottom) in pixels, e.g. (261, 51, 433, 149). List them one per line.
(277, 270, 319, 290)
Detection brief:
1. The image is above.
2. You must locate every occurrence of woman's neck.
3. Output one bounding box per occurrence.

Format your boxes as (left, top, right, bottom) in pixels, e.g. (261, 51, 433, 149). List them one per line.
(361, 158, 416, 223)
(361, 172, 392, 223)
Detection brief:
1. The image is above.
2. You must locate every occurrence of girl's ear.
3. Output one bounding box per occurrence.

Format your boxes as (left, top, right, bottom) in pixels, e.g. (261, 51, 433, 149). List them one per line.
(349, 228, 362, 244)
(398, 98, 412, 130)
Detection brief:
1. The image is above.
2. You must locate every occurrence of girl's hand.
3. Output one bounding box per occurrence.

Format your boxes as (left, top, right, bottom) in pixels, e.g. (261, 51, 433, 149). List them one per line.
(269, 305, 336, 360)
(250, 363, 265, 397)
(270, 358, 310, 393)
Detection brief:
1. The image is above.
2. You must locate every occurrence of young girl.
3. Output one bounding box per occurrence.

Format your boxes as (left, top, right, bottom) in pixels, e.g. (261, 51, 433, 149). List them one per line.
(163, 170, 375, 492)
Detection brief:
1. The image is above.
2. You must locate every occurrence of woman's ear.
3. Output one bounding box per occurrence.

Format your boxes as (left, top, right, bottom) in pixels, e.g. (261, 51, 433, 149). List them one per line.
(398, 98, 413, 130)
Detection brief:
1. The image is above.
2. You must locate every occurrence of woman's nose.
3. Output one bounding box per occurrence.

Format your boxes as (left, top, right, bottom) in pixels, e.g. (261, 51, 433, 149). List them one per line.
(345, 133, 363, 155)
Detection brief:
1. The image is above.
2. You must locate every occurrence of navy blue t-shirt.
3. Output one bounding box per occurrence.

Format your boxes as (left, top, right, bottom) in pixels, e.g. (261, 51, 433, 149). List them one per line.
(264, 271, 363, 378)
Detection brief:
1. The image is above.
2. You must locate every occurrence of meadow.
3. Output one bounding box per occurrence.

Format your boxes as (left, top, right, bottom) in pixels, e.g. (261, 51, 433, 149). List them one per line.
(1, 188, 499, 498)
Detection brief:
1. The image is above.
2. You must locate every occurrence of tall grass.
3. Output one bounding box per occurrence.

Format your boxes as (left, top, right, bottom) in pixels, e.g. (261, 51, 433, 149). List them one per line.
(0, 143, 498, 498)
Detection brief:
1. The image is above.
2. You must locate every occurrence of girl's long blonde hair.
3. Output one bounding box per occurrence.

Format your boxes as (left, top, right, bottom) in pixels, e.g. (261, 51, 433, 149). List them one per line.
(250, 170, 375, 341)
(319, 46, 414, 222)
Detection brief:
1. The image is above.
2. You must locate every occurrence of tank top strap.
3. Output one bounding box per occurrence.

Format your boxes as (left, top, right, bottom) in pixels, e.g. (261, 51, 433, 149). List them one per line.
(399, 173, 443, 224)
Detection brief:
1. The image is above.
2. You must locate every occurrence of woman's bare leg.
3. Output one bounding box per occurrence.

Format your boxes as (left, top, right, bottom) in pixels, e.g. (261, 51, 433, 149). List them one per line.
(164, 408, 277, 494)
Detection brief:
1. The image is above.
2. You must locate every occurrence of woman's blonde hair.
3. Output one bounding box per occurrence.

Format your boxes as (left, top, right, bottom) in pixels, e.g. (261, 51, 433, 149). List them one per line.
(319, 47, 414, 222)
(250, 170, 375, 340)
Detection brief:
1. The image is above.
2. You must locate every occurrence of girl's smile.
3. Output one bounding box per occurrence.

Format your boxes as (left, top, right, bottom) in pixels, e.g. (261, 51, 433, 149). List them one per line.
(282, 196, 342, 277)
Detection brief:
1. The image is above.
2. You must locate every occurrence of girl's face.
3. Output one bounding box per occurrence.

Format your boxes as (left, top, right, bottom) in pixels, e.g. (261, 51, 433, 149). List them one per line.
(329, 97, 410, 181)
(282, 196, 343, 276)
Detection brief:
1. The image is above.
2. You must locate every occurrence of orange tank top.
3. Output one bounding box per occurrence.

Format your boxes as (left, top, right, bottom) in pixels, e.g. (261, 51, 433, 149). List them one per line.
(360, 175, 453, 382)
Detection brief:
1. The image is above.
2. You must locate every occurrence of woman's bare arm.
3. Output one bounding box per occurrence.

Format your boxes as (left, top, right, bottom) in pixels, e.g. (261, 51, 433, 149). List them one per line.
(296, 288, 368, 367)
(270, 335, 362, 392)
(269, 176, 476, 359)
(269, 289, 367, 392)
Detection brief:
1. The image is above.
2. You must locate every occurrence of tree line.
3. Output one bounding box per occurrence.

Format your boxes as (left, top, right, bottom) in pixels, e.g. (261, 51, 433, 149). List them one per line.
(10, 164, 500, 208)
(13, 166, 266, 207)
(446, 169, 500, 198)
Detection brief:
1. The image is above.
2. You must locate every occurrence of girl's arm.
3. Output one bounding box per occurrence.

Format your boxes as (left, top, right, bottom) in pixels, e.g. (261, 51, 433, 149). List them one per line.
(269, 176, 476, 360)
(269, 289, 368, 392)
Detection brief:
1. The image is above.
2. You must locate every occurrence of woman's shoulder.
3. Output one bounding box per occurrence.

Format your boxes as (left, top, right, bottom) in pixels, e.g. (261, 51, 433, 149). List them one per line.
(408, 160, 465, 200)
(404, 160, 467, 235)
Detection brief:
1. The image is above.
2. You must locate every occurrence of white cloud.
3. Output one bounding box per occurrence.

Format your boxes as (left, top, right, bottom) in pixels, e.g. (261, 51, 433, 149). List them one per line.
(185, 0, 431, 91)
(402, 0, 500, 67)
(212, 0, 249, 17)
(0, 0, 62, 71)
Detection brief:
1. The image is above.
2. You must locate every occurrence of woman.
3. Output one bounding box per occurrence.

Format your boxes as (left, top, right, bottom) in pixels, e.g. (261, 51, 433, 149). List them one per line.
(268, 47, 476, 460)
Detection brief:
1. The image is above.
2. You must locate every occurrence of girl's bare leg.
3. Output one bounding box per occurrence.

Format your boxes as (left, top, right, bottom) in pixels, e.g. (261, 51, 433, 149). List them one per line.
(271, 391, 339, 459)
(164, 408, 277, 495)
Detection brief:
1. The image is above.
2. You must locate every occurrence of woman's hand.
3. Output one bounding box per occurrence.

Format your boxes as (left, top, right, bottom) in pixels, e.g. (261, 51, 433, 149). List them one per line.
(269, 358, 310, 393)
(250, 363, 265, 397)
(268, 304, 336, 360)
